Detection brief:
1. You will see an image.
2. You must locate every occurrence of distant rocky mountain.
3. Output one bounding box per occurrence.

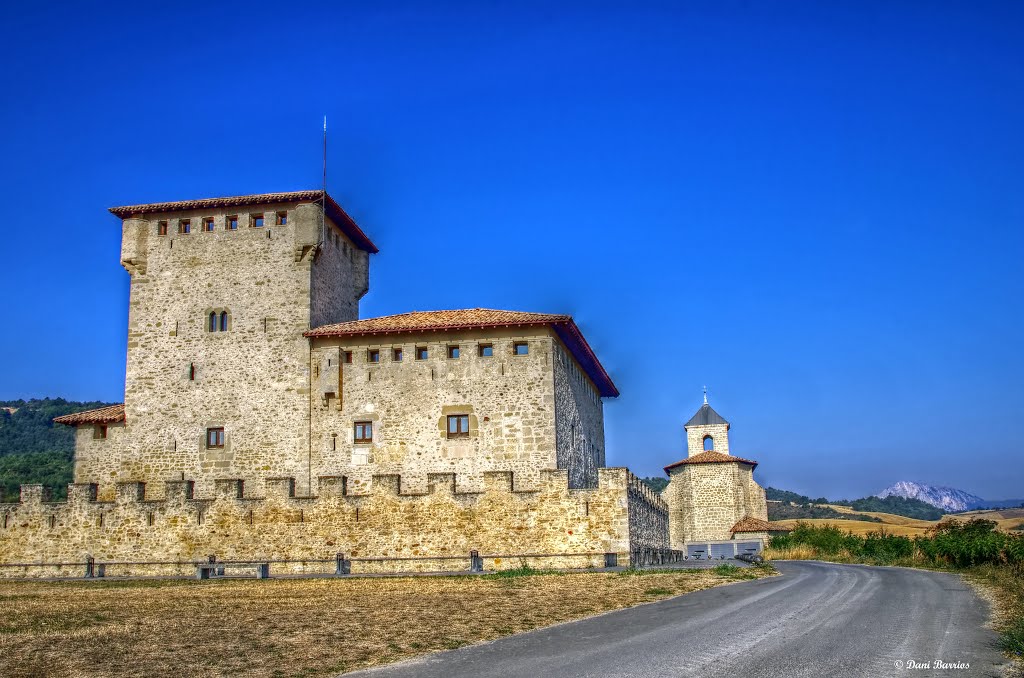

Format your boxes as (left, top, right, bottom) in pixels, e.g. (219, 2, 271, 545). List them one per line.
(879, 481, 1024, 513)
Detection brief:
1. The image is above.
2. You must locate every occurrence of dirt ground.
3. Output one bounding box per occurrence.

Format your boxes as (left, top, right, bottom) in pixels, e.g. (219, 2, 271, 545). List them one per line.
(0, 566, 772, 678)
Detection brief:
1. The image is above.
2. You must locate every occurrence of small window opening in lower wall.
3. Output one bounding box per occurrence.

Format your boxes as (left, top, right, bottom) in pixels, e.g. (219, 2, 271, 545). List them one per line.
(585, 501, 589, 516)
(3, 513, 8, 529)
(97, 514, 104, 528)
(198, 511, 203, 526)
(355, 507, 360, 522)
(48, 515, 56, 529)
(247, 510, 254, 525)
(147, 512, 154, 527)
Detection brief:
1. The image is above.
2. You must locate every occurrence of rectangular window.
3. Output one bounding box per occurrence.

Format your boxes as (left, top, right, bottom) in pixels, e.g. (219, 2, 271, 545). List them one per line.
(228, 215, 238, 230)
(478, 344, 493, 357)
(393, 347, 403, 362)
(415, 346, 428, 360)
(353, 421, 373, 444)
(206, 427, 225, 448)
(276, 211, 287, 225)
(447, 414, 470, 439)
(203, 217, 214, 232)
(343, 351, 352, 364)
(179, 219, 191, 234)
(447, 345, 460, 359)
(368, 349, 380, 363)
(251, 214, 265, 228)
(157, 221, 168, 236)
(513, 342, 529, 356)
(94, 424, 107, 440)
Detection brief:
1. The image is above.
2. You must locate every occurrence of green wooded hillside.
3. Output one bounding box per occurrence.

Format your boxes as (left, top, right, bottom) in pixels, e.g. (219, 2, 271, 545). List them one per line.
(0, 399, 113, 502)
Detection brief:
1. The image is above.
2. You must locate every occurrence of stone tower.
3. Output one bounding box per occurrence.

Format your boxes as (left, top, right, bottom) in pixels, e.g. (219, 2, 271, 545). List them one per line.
(76, 191, 377, 498)
(662, 396, 768, 549)
(683, 391, 731, 456)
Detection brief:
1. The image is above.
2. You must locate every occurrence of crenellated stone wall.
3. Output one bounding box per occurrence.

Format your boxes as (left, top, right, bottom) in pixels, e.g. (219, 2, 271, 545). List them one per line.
(0, 468, 668, 577)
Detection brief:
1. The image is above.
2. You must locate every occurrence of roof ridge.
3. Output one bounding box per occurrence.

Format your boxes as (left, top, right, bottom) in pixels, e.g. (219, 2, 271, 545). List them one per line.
(108, 189, 323, 212)
(664, 449, 758, 472)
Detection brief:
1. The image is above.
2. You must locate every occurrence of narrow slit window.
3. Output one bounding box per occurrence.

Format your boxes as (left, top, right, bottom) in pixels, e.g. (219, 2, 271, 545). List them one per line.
(189, 363, 195, 381)
(478, 344, 493, 357)
(353, 421, 373, 444)
(513, 342, 529, 356)
(206, 427, 225, 448)
(447, 414, 470, 439)
(393, 347, 403, 362)
(157, 221, 168, 236)
(447, 345, 460, 359)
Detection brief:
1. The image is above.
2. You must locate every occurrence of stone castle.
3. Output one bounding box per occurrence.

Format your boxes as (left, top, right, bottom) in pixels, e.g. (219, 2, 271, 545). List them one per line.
(0, 190, 773, 576)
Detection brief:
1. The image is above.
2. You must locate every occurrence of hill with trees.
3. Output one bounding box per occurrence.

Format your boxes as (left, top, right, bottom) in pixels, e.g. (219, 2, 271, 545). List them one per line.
(0, 399, 113, 502)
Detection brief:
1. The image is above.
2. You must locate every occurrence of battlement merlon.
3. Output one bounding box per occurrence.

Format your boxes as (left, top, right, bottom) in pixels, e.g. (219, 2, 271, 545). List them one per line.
(0, 469, 645, 512)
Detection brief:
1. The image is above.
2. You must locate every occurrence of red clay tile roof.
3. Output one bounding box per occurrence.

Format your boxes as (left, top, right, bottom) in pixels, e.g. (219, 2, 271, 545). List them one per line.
(305, 309, 619, 398)
(108, 190, 378, 253)
(730, 516, 789, 533)
(664, 450, 759, 473)
(53, 404, 125, 426)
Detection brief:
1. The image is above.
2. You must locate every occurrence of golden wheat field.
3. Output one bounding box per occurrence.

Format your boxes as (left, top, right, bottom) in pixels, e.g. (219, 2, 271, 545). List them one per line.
(770, 505, 1024, 537)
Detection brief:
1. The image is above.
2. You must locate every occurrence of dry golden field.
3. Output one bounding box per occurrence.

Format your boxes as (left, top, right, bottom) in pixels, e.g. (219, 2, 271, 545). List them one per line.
(770, 505, 1024, 537)
(0, 567, 772, 678)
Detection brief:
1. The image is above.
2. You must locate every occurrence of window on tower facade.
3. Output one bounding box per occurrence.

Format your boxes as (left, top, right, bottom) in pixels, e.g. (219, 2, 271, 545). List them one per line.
(206, 428, 225, 448)
(447, 414, 469, 439)
(353, 421, 373, 444)
(703, 435, 714, 452)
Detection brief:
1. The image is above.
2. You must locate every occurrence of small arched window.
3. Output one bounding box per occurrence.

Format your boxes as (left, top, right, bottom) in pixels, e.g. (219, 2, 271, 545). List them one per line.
(209, 312, 217, 333)
(703, 435, 714, 452)
(219, 311, 229, 332)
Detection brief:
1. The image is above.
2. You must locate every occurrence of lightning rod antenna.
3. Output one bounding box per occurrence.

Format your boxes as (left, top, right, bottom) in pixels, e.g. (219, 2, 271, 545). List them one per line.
(316, 115, 327, 255)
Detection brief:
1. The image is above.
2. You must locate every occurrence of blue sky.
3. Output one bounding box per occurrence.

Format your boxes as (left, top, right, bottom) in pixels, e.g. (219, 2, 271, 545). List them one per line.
(1, 2, 1022, 499)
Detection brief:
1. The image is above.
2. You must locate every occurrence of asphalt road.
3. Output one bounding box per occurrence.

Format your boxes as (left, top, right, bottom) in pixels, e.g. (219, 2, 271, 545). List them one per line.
(343, 560, 1007, 678)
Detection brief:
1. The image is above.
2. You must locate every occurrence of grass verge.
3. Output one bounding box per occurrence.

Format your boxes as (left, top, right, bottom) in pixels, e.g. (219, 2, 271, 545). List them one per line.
(0, 567, 774, 677)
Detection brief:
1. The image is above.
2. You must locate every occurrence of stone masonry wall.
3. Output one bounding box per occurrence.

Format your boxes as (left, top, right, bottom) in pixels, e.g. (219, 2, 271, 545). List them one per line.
(627, 474, 670, 550)
(552, 341, 605, 488)
(79, 202, 366, 500)
(0, 468, 660, 577)
(308, 327, 603, 494)
(685, 423, 730, 456)
(665, 463, 763, 549)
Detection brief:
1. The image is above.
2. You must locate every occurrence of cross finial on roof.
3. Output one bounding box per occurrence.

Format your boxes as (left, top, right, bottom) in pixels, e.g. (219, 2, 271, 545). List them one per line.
(703, 385, 708, 405)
